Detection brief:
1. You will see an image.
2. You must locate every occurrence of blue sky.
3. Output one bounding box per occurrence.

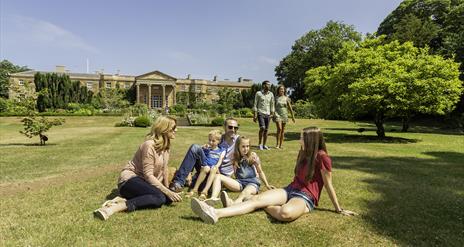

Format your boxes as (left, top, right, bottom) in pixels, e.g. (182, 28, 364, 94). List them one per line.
(0, 0, 403, 83)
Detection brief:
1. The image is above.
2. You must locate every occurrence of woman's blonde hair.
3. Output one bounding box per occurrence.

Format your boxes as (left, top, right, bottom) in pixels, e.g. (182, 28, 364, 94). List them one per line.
(294, 127, 327, 182)
(233, 136, 254, 169)
(146, 116, 177, 152)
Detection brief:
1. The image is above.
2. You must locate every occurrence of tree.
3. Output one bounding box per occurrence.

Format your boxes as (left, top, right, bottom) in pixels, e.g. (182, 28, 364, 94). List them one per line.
(240, 83, 278, 108)
(20, 115, 64, 145)
(0, 60, 29, 98)
(305, 37, 463, 137)
(390, 13, 440, 48)
(275, 21, 362, 101)
(216, 88, 242, 113)
(377, 0, 464, 118)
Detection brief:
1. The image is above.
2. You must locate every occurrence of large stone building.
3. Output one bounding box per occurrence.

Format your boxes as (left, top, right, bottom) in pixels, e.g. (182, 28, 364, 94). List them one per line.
(9, 66, 254, 108)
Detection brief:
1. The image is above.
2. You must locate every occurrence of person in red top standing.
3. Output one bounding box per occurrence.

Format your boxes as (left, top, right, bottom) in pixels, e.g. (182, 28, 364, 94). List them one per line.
(191, 127, 356, 224)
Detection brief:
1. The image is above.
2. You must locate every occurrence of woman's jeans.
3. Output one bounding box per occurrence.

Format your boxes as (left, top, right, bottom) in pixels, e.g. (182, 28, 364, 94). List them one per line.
(119, 176, 172, 212)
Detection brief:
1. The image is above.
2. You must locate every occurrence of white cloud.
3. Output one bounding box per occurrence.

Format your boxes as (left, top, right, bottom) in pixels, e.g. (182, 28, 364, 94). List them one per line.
(258, 56, 278, 66)
(9, 15, 99, 53)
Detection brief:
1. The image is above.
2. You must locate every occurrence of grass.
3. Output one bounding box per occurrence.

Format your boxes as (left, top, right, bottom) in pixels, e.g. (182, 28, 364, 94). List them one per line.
(0, 116, 463, 246)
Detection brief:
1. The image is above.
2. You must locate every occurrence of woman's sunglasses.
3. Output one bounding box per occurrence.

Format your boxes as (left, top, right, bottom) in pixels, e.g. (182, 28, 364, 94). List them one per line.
(227, 125, 239, 130)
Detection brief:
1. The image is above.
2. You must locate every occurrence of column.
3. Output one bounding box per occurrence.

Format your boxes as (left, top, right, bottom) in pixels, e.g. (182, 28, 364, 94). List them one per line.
(162, 84, 166, 108)
(173, 84, 176, 105)
(136, 84, 140, 103)
(148, 84, 152, 109)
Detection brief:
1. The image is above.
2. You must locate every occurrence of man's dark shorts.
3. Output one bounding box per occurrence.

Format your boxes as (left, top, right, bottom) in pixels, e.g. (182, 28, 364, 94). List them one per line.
(257, 112, 270, 130)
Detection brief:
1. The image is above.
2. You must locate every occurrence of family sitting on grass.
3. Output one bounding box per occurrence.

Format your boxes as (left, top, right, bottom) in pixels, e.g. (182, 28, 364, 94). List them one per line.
(94, 115, 356, 223)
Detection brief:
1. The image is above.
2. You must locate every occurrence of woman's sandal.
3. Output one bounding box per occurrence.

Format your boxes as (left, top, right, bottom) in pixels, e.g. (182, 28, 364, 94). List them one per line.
(199, 193, 207, 200)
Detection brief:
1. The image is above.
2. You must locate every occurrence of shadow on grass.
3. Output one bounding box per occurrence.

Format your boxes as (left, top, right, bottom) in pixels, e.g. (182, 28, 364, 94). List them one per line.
(284, 131, 420, 144)
(333, 151, 464, 246)
(0, 143, 58, 146)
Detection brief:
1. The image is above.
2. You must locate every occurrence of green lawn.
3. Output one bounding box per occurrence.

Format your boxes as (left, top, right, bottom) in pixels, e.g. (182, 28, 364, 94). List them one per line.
(0, 116, 463, 246)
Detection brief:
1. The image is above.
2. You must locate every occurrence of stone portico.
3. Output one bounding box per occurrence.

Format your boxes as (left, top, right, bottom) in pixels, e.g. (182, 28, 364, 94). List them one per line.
(135, 71, 177, 109)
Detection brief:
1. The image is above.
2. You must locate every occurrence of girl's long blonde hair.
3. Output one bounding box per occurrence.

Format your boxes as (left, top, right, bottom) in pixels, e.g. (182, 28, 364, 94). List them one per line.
(233, 136, 254, 169)
(146, 116, 177, 152)
(294, 127, 327, 182)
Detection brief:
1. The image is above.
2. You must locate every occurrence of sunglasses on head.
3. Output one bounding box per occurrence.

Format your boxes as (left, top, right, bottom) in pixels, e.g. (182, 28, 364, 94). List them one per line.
(227, 125, 239, 130)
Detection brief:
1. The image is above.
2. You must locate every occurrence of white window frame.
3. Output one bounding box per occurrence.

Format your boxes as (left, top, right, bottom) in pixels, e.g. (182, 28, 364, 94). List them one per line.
(152, 95, 162, 108)
(86, 82, 93, 90)
(106, 82, 111, 89)
(19, 80, 24, 85)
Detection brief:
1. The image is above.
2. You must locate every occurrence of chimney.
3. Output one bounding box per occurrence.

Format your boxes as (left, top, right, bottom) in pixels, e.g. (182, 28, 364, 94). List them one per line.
(238, 77, 242, 82)
(55, 65, 65, 73)
(213, 75, 218, 81)
(187, 74, 191, 79)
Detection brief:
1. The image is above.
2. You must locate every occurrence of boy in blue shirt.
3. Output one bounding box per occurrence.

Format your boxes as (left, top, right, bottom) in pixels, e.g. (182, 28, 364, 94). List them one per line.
(186, 129, 225, 199)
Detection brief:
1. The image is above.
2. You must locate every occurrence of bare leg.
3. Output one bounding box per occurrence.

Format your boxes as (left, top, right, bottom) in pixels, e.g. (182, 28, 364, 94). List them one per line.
(279, 123, 286, 148)
(200, 166, 217, 195)
(215, 189, 287, 219)
(191, 166, 210, 194)
(234, 185, 258, 204)
(210, 175, 241, 199)
(264, 197, 309, 222)
(275, 121, 282, 147)
(262, 129, 268, 146)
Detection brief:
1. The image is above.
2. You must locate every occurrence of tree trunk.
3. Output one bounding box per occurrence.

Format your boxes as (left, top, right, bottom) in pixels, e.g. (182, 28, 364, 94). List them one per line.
(401, 114, 410, 132)
(374, 112, 386, 138)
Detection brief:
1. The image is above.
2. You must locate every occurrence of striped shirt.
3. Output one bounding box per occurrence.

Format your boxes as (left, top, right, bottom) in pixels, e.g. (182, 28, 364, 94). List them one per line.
(218, 134, 239, 176)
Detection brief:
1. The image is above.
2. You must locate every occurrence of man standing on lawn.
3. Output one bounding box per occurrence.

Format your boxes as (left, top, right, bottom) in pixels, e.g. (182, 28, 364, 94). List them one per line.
(169, 117, 239, 192)
(253, 80, 275, 150)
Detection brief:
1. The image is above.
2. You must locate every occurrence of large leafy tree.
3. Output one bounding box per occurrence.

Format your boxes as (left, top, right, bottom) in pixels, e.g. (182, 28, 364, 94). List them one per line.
(378, 0, 464, 115)
(275, 21, 361, 101)
(305, 37, 463, 137)
(0, 60, 29, 98)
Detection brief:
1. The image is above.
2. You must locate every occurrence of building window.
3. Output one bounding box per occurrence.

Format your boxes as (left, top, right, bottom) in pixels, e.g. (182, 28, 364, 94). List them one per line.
(235, 89, 240, 93)
(106, 82, 111, 88)
(125, 83, 130, 89)
(153, 96, 162, 108)
(19, 80, 24, 85)
(86, 82, 93, 90)
(143, 95, 147, 104)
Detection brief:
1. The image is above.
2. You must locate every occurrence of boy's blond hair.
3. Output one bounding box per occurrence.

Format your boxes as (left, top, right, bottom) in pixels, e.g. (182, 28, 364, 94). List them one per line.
(208, 129, 222, 141)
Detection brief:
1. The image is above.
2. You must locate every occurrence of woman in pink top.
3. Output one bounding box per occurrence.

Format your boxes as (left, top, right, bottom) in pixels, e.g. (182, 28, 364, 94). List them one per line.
(94, 116, 182, 220)
(191, 127, 356, 224)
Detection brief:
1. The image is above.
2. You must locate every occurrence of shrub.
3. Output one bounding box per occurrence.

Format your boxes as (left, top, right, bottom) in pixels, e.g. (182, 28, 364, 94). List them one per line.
(0, 98, 8, 112)
(134, 116, 151, 127)
(171, 104, 186, 115)
(211, 117, 224, 126)
(239, 108, 253, 118)
(66, 103, 81, 111)
(293, 100, 317, 119)
(131, 103, 149, 116)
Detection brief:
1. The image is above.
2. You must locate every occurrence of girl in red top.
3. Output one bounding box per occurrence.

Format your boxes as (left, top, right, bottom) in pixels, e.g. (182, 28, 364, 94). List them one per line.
(191, 127, 356, 224)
